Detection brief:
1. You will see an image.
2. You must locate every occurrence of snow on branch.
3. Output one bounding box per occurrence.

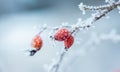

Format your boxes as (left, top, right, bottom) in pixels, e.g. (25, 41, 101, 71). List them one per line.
(74, 0, 120, 33)
(48, 49, 67, 72)
(78, 0, 118, 11)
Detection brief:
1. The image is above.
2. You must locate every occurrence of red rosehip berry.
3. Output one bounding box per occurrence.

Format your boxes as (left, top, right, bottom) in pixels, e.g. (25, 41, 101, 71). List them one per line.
(54, 28, 71, 41)
(64, 35, 74, 49)
(31, 35, 43, 50)
(29, 35, 43, 56)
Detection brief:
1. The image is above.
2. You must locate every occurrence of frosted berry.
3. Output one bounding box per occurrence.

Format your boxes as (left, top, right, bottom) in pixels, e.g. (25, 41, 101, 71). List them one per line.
(64, 35, 74, 49)
(31, 35, 43, 50)
(29, 35, 43, 56)
(54, 28, 71, 41)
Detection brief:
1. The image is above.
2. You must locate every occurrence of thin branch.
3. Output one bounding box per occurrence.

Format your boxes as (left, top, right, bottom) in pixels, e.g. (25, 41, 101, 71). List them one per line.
(48, 49, 67, 72)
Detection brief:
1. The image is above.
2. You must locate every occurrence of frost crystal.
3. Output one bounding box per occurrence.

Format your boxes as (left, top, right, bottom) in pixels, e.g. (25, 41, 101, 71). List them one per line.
(78, 3, 86, 15)
(105, 0, 115, 4)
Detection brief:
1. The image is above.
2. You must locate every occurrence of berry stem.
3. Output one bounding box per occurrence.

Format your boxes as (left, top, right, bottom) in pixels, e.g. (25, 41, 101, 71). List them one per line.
(49, 49, 67, 72)
(38, 26, 47, 35)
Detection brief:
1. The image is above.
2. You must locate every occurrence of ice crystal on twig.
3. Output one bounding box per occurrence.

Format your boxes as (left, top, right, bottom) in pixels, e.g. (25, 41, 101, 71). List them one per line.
(78, 3, 86, 14)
